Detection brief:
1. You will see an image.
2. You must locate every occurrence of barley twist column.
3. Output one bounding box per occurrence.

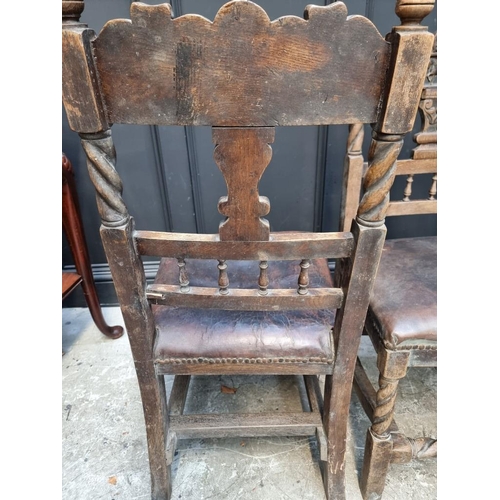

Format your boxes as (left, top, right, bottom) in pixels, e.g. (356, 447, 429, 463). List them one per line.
(80, 131, 129, 227)
(357, 133, 403, 226)
(371, 375, 399, 437)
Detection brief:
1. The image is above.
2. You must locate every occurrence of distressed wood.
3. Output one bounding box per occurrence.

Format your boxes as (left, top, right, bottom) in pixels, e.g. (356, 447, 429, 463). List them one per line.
(93, 1, 390, 127)
(147, 284, 343, 311)
(168, 375, 191, 416)
(170, 411, 322, 439)
(372, 0, 435, 133)
(62, 27, 109, 133)
(135, 230, 354, 260)
(155, 360, 334, 376)
(323, 221, 387, 499)
(339, 124, 364, 232)
(352, 27, 437, 498)
(80, 129, 171, 499)
(395, 158, 436, 174)
(386, 199, 437, 216)
(100, 220, 172, 500)
(353, 359, 436, 465)
(304, 375, 324, 416)
(361, 428, 393, 499)
(213, 127, 274, 241)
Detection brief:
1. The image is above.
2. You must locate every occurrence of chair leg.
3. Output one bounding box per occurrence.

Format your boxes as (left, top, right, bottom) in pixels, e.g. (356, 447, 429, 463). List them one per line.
(322, 374, 347, 500)
(360, 350, 409, 500)
(136, 365, 172, 500)
(360, 422, 394, 499)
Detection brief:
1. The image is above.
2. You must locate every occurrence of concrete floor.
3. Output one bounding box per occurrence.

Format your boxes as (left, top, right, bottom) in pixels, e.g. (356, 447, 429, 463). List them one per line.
(62, 307, 437, 500)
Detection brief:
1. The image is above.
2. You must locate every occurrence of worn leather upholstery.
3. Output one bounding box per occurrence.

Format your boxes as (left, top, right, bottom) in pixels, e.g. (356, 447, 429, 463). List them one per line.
(153, 258, 335, 363)
(368, 236, 437, 350)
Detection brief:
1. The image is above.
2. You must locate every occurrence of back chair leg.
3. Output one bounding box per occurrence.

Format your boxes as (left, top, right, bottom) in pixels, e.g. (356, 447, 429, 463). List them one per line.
(136, 366, 172, 500)
(322, 373, 348, 500)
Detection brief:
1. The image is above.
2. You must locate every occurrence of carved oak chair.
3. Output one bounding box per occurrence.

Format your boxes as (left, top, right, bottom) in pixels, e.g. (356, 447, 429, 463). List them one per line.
(61, 1, 435, 498)
(340, 34, 437, 500)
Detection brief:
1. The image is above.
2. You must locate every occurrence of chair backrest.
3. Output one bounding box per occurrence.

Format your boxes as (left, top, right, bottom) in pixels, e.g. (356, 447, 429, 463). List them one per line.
(62, 0, 435, 354)
(340, 32, 437, 233)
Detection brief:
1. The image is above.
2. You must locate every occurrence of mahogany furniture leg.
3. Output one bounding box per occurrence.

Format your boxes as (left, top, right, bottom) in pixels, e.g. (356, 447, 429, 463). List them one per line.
(62, 153, 124, 339)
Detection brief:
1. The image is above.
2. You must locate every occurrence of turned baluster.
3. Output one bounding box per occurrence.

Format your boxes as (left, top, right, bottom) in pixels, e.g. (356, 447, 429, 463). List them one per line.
(258, 261, 269, 295)
(429, 174, 437, 200)
(297, 259, 310, 295)
(177, 258, 190, 293)
(403, 174, 414, 201)
(218, 260, 229, 295)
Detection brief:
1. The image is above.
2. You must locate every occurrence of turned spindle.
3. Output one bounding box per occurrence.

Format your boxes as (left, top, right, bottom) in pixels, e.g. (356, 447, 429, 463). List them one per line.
(297, 259, 310, 295)
(218, 260, 229, 295)
(403, 174, 414, 201)
(258, 261, 269, 296)
(429, 174, 437, 200)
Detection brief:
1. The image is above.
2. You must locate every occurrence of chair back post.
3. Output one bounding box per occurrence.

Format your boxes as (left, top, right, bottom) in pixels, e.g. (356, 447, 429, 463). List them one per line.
(61, 11, 169, 493)
(324, 2, 435, 496)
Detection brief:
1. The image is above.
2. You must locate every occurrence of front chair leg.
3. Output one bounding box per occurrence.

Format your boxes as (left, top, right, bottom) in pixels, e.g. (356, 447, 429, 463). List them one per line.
(360, 361, 406, 499)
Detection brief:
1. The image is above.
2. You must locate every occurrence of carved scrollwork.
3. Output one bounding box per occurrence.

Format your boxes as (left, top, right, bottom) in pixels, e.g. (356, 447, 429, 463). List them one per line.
(420, 96, 437, 131)
(80, 131, 129, 227)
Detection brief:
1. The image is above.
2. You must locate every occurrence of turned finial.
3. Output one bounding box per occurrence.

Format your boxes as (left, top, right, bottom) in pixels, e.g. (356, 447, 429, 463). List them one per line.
(395, 0, 435, 26)
(62, 0, 85, 23)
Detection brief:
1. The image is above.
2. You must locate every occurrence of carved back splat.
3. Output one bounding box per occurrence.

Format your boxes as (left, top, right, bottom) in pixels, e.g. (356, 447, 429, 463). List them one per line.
(213, 127, 274, 241)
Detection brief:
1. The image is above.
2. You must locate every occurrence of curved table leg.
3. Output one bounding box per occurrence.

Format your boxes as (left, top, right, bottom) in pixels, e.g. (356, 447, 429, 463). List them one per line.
(63, 153, 124, 339)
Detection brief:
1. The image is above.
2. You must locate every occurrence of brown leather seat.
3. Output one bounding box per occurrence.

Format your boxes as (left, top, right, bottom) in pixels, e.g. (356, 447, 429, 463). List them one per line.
(368, 236, 437, 350)
(153, 259, 335, 365)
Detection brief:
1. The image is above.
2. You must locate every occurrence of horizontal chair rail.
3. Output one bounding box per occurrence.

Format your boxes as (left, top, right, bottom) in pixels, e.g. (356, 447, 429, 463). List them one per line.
(147, 284, 343, 311)
(363, 158, 437, 176)
(135, 231, 354, 260)
(169, 411, 323, 439)
(386, 200, 437, 216)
